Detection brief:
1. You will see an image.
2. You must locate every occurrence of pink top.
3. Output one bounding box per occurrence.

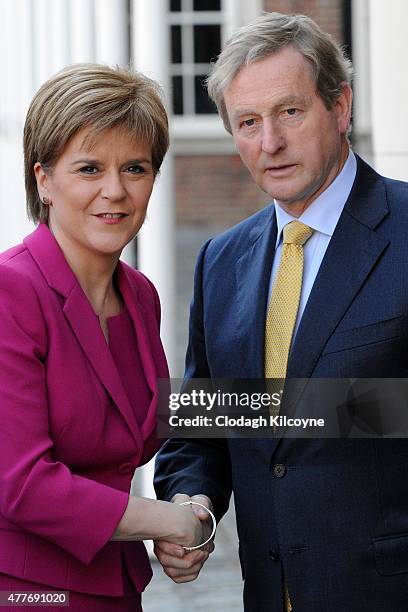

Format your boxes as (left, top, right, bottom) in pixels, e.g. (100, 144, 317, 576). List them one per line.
(107, 307, 152, 428)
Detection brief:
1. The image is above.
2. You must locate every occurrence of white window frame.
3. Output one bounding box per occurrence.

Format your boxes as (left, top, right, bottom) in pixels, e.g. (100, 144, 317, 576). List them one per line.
(170, 0, 262, 154)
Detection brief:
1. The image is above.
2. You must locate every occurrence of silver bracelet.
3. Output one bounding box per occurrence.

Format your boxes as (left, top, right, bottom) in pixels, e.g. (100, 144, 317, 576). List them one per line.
(179, 501, 217, 551)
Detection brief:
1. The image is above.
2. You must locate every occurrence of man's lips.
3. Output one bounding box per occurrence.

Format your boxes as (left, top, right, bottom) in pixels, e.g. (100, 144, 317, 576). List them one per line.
(265, 164, 297, 176)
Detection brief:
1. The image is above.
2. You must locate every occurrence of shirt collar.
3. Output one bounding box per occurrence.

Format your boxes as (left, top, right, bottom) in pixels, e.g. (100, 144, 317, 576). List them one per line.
(273, 150, 357, 247)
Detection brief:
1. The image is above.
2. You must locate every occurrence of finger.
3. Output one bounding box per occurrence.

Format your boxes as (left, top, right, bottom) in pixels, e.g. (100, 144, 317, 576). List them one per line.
(190, 494, 213, 519)
(200, 540, 215, 554)
(163, 561, 204, 580)
(157, 549, 208, 570)
(171, 493, 192, 505)
(168, 572, 203, 583)
(154, 540, 185, 559)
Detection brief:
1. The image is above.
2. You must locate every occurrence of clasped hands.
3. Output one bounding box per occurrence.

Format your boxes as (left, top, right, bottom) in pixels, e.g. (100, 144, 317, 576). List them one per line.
(154, 493, 215, 583)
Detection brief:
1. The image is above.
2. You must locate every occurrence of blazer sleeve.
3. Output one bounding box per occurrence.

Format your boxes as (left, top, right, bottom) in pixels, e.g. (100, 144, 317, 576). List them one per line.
(154, 241, 232, 521)
(0, 267, 129, 566)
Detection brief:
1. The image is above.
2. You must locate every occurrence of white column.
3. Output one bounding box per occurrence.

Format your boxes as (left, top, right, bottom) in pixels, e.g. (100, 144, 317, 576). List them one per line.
(351, 0, 372, 162)
(224, 0, 262, 41)
(131, 0, 176, 507)
(132, 0, 176, 373)
(49, 0, 71, 74)
(369, 0, 408, 179)
(0, 0, 35, 251)
(94, 0, 134, 265)
(94, 0, 128, 66)
(31, 0, 53, 91)
(70, 0, 95, 63)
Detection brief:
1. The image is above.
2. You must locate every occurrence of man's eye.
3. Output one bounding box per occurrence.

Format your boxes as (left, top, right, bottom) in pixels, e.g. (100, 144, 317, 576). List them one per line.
(286, 108, 297, 116)
(242, 118, 256, 127)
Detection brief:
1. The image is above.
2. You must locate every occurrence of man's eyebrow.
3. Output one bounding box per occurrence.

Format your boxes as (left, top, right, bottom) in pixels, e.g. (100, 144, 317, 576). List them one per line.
(231, 95, 310, 121)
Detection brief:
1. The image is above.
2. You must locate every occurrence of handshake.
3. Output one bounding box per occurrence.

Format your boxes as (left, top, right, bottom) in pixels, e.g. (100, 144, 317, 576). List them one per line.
(154, 494, 215, 583)
(112, 493, 215, 583)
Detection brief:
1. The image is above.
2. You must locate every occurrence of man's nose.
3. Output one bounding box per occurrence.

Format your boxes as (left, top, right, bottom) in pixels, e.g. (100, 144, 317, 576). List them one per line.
(101, 171, 127, 201)
(261, 118, 285, 155)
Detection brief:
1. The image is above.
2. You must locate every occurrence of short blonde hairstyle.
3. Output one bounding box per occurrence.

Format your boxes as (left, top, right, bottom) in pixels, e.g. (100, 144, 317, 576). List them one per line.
(24, 63, 169, 223)
(207, 12, 353, 133)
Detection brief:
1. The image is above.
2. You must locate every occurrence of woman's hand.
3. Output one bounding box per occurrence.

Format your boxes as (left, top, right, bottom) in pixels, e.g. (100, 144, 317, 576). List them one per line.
(111, 494, 206, 547)
(162, 496, 205, 548)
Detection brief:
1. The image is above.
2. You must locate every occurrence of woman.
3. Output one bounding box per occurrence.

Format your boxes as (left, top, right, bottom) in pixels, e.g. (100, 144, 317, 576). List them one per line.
(0, 64, 205, 610)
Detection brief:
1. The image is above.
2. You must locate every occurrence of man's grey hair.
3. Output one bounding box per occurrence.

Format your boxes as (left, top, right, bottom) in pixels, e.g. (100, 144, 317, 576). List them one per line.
(207, 12, 353, 133)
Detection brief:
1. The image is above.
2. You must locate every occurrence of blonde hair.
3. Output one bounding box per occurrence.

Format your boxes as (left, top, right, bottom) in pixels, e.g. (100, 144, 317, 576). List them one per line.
(24, 63, 169, 223)
(207, 12, 353, 133)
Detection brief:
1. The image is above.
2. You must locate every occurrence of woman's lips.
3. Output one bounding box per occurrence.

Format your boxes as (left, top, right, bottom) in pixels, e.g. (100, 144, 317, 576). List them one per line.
(93, 213, 128, 225)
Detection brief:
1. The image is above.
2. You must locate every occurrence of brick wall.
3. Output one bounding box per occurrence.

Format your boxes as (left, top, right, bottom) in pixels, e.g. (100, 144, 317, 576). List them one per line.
(175, 154, 269, 228)
(264, 0, 343, 40)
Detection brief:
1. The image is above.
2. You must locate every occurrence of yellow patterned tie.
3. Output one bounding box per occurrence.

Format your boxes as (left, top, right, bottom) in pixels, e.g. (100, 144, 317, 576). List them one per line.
(265, 221, 313, 380)
(264, 220, 313, 612)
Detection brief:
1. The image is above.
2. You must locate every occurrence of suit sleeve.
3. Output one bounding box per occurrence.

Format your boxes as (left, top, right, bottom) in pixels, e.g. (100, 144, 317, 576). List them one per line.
(154, 241, 232, 521)
(0, 267, 129, 565)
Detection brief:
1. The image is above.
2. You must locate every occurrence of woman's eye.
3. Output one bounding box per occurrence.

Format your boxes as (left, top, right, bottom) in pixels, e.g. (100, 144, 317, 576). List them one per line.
(79, 166, 98, 174)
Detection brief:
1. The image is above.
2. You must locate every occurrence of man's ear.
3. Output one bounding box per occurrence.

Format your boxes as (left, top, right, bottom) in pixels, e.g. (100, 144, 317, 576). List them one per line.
(34, 162, 50, 203)
(334, 82, 353, 134)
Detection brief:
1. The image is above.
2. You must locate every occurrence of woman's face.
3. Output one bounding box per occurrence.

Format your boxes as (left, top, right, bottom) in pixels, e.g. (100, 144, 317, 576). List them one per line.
(34, 126, 155, 263)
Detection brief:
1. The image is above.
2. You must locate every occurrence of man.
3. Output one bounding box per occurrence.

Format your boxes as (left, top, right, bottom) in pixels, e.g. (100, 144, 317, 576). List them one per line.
(155, 12, 408, 612)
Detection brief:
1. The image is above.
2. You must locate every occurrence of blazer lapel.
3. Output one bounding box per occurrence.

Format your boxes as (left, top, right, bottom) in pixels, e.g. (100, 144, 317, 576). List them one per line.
(235, 205, 277, 378)
(24, 224, 143, 448)
(117, 263, 166, 441)
(63, 285, 143, 447)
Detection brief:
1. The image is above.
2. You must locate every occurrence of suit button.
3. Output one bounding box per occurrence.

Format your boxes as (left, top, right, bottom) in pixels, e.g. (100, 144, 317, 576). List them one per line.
(269, 550, 280, 561)
(273, 463, 286, 478)
(118, 462, 133, 475)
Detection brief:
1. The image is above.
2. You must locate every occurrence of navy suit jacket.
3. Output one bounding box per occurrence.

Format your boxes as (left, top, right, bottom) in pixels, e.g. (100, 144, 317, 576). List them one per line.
(155, 156, 408, 611)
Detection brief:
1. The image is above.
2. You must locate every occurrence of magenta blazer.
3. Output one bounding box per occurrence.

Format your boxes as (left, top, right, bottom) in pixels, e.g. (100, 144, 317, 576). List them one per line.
(0, 223, 168, 596)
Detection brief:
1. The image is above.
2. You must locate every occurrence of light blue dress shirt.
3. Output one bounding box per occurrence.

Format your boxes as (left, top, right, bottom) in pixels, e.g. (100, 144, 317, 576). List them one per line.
(268, 150, 357, 338)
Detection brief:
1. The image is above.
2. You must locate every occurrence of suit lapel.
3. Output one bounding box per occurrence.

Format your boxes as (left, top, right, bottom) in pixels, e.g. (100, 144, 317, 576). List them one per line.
(285, 157, 390, 407)
(235, 206, 277, 378)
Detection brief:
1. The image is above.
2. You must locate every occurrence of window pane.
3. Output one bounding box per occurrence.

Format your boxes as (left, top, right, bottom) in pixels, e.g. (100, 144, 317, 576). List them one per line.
(171, 25, 182, 63)
(193, 0, 221, 10)
(170, 0, 181, 11)
(194, 25, 221, 63)
(172, 76, 184, 115)
(195, 76, 217, 114)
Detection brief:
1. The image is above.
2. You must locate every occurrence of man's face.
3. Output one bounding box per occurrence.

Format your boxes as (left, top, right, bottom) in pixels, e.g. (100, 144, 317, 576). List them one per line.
(224, 46, 352, 216)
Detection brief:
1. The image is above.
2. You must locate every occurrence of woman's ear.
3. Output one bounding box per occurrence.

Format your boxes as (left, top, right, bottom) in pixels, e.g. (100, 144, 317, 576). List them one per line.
(34, 162, 51, 204)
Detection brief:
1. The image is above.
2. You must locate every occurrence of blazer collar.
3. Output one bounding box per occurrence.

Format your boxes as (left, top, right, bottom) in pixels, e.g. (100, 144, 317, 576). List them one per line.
(23, 224, 156, 451)
(24, 223, 79, 297)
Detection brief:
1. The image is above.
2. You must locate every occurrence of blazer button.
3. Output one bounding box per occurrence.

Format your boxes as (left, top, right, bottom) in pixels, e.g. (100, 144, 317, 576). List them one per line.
(269, 550, 280, 562)
(118, 462, 134, 475)
(273, 463, 286, 478)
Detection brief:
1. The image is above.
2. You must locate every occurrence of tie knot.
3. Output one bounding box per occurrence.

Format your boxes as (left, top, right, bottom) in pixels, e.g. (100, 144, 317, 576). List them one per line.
(283, 221, 313, 246)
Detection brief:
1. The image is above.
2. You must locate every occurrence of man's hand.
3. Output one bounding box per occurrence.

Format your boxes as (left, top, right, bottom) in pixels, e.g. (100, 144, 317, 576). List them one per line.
(154, 493, 215, 583)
